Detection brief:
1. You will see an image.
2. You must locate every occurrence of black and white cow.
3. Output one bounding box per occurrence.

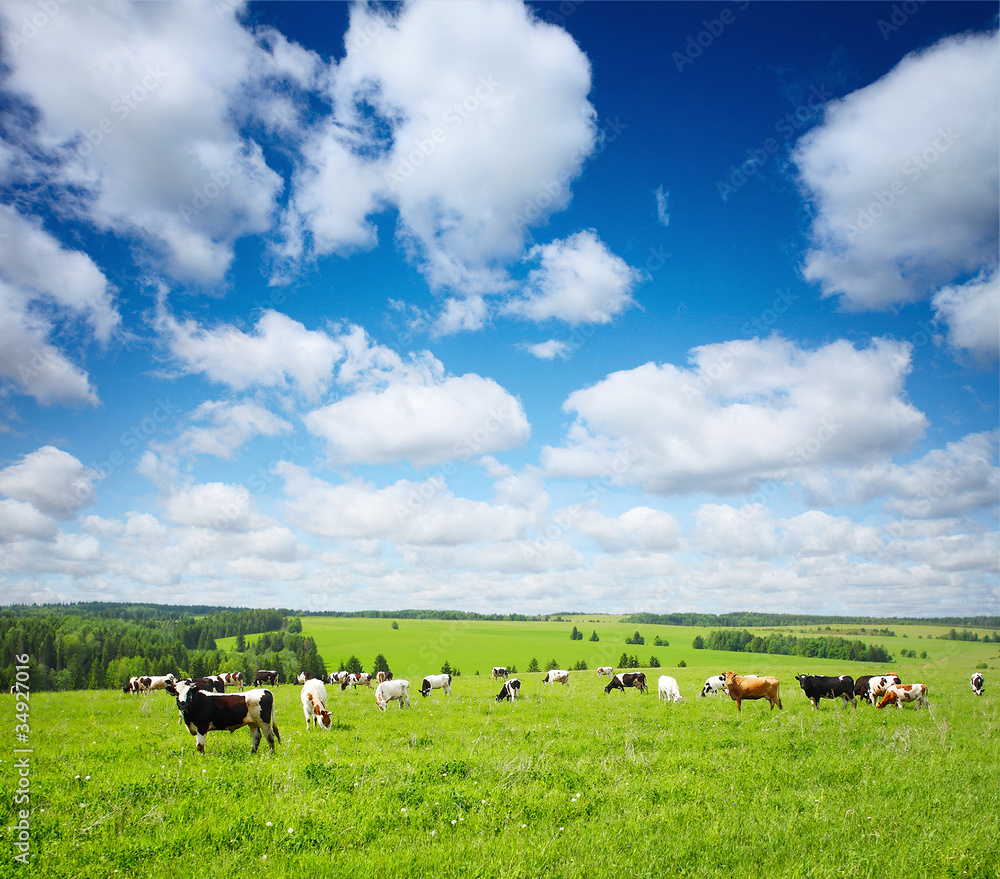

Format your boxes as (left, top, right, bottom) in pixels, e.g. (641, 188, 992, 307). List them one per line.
(420, 673, 452, 697)
(605, 672, 647, 694)
(329, 671, 349, 686)
(866, 674, 902, 706)
(492, 667, 509, 680)
(166, 679, 281, 754)
(971, 672, 984, 696)
(495, 678, 521, 702)
(700, 674, 728, 697)
(190, 675, 226, 693)
(254, 670, 279, 686)
(795, 674, 856, 709)
(542, 669, 570, 685)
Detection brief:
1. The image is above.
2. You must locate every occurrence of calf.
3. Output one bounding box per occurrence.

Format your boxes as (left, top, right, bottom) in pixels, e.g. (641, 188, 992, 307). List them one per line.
(597, 667, 614, 678)
(605, 672, 647, 694)
(866, 674, 901, 706)
(970, 672, 984, 696)
(420, 673, 452, 697)
(495, 678, 521, 702)
(795, 674, 856, 709)
(724, 671, 782, 713)
(254, 670, 279, 687)
(657, 675, 683, 703)
(877, 683, 929, 710)
(300, 679, 333, 730)
(542, 669, 570, 685)
(492, 667, 509, 680)
(700, 674, 728, 697)
(167, 679, 281, 753)
(374, 679, 410, 712)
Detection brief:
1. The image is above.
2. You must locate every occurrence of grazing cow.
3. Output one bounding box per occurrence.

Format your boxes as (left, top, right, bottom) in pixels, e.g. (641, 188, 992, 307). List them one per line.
(542, 669, 570, 685)
(140, 674, 175, 694)
(495, 678, 521, 702)
(657, 675, 683, 703)
(597, 667, 614, 678)
(300, 679, 333, 730)
(254, 670, 279, 687)
(794, 674, 856, 709)
(700, 674, 728, 698)
(167, 679, 281, 754)
(420, 673, 452, 697)
(605, 672, 647, 694)
(374, 679, 410, 712)
(492, 667, 509, 681)
(877, 683, 929, 710)
(376, 671, 392, 684)
(329, 671, 349, 686)
(341, 672, 373, 691)
(191, 675, 226, 693)
(866, 674, 902, 706)
(296, 672, 324, 685)
(123, 676, 141, 694)
(724, 671, 782, 713)
(970, 672, 984, 696)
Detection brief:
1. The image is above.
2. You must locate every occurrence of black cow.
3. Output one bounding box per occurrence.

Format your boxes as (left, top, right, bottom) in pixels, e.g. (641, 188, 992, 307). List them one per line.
(167, 679, 281, 754)
(853, 675, 881, 705)
(795, 674, 856, 709)
(190, 675, 226, 693)
(495, 678, 521, 702)
(254, 670, 279, 686)
(971, 672, 984, 696)
(605, 672, 647, 694)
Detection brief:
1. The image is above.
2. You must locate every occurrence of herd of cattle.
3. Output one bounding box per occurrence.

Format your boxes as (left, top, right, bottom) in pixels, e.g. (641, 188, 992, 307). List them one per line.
(123, 664, 987, 754)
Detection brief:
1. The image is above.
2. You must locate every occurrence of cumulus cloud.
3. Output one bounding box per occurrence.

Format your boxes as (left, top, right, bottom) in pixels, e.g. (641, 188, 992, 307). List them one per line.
(276, 463, 531, 546)
(932, 267, 999, 364)
(542, 335, 927, 496)
(504, 230, 643, 326)
(158, 308, 342, 399)
(0, 446, 98, 519)
(0, 0, 299, 284)
(794, 31, 999, 310)
(573, 506, 683, 553)
(166, 400, 292, 460)
(0, 205, 119, 405)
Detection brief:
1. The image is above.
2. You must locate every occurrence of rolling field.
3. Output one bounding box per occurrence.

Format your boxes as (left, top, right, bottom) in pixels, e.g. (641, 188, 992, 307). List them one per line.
(6, 620, 999, 878)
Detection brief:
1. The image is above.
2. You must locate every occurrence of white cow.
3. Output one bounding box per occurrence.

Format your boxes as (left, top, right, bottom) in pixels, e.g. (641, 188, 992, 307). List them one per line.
(700, 674, 728, 697)
(542, 669, 569, 685)
(658, 675, 683, 703)
(597, 666, 614, 677)
(375, 679, 410, 712)
(300, 679, 332, 730)
(420, 673, 452, 697)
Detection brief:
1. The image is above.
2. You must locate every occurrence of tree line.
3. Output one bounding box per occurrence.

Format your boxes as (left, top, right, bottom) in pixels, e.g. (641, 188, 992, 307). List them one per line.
(623, 611, 1000, 629)
(693, 629, 894, 663)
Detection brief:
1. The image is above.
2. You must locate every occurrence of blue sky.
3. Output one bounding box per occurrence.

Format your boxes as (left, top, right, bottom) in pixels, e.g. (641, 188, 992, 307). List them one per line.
(0, 1, 997, 616)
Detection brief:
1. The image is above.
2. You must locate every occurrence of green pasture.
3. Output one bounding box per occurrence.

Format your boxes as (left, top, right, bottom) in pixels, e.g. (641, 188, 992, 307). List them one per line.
(3, 645, 999, 879)
(218, 617, 997, 684)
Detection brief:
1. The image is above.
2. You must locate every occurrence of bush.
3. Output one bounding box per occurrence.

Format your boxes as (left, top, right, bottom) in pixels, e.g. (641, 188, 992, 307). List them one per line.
(677, 659, 687, 668)
(545, 658, 561, 671)
(527, 658, 540, 673)
(649, 656, 660, 668)
(572, 659, 588, 671)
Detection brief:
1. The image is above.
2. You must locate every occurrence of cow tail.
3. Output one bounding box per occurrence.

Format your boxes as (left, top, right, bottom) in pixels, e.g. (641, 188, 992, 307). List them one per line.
(272, 719, 281, 744)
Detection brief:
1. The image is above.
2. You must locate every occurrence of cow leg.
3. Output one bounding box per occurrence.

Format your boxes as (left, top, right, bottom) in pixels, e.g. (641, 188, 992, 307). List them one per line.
(195, 731, 208, 753)
(250, 726, 262, 753)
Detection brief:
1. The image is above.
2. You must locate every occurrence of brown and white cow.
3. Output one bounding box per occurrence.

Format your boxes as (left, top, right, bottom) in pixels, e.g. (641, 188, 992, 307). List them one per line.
(877, 683, 929, 710)
(605, 672, 647, 694)
(724, 671, 782, 713)
(542, 669, 570, 685)
(254, 670, 279, 687)
(597, 666, 614, 678)
(167, 679, 281, 753)
(300, 679, 333, 730)
(866, 674, 902, 706)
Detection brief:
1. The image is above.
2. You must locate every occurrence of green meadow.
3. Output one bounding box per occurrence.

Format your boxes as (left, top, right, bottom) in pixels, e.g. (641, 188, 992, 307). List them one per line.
(6, 618, 999, 878)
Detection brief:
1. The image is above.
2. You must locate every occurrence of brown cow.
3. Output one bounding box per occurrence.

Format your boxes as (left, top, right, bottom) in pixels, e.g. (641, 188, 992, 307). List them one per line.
(877, 683, 929, 709)
(724, 671, 782, 713)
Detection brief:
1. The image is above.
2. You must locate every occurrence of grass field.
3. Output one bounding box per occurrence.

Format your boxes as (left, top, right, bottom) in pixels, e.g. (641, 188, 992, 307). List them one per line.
(6, 619, 1000, 878)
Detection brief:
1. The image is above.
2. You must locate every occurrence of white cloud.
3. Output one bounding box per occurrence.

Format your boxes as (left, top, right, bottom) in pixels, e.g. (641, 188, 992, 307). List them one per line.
(0, 499, 58, 542)
(524, 340, 571, 361)
(655, 185, 670, 227)
(0, 446, 98, 519)
(167, 400, 291, 460)
(0, 205, 120, 405)
(305, 373, 530, 468)
(794, 31, 999, 310)
(276, 463, 531, 546)
(159, 308, 342, 399)
(0, 0, 296, 284)
(504, 230, 643, 326)
(573, 506, 683, 553)
(932, 267, 999, 363)
(543, 336, 927, 496)
(161, 482, 272, 533)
